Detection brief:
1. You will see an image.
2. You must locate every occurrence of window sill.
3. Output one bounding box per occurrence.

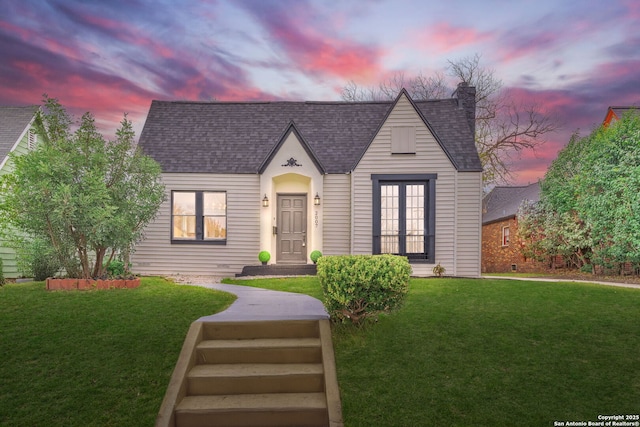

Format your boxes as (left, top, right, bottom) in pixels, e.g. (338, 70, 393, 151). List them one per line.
(408, 260, 435, 264)
(171, 239, 227, 245)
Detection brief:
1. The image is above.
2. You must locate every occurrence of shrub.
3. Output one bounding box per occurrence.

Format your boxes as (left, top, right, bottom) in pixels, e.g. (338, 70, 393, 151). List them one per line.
(105, 259, 126, 278)
(580, 263, 594, 274)
(310, 250, 322, 264)
(15, 236, 62, 281)
(317, 254, 411, 325)
(258, 251, 271, 264)
(432, 262, 446, 277)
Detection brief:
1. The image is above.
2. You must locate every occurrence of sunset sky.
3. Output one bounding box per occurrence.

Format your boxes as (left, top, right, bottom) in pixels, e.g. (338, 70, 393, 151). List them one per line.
(1, 0, 639, 185)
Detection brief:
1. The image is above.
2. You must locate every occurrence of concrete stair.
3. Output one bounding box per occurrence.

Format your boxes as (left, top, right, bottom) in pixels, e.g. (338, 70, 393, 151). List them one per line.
(157, 319, 343, 427)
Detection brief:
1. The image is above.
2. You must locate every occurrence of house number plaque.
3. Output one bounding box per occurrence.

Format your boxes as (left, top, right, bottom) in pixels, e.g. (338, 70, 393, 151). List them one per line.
(314, 211, 318, 228)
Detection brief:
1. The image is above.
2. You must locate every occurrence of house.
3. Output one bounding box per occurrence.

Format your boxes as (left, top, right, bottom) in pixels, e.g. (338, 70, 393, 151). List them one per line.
(602, 106, 639, 127)
(133, 83, 483, 278)
(481, 181, 547, 273)
(0, 106, 40, 280)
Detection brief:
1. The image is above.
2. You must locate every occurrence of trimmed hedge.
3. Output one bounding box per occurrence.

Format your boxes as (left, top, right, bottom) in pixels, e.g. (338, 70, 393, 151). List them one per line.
(316, 254, 411, 324)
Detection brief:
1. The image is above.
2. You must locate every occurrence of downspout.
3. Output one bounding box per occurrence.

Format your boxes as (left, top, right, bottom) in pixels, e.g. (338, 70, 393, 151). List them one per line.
(349, 171, 354, 255)
(453, 172, 458, 275)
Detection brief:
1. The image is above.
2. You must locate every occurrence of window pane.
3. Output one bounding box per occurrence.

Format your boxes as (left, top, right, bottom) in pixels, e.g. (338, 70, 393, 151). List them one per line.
(502, 227, 510, 246)
(381, 235, 399, 254)
(173, 192, 196, 215)
(204, 192, 226, 216)
(204, 217, 227, 239)
(173, 192, 196, 239)
(381, 184, 399, 254)
(173, 215, 196, 239)
(406, 184, 425, 254)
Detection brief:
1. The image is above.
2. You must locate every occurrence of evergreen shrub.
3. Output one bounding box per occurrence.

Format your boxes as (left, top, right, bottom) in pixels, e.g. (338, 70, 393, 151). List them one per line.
(317, 254, 411, 324)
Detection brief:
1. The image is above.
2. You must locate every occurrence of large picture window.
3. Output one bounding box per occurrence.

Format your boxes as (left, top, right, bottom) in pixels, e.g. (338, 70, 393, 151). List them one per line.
(172, 191, 226, 244)
(372, 174, 436, 262)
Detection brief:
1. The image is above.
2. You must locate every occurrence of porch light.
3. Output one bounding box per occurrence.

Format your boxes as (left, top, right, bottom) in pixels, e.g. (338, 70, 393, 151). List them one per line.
(262, 194, 269, 207)
(314, 193, 321, 206)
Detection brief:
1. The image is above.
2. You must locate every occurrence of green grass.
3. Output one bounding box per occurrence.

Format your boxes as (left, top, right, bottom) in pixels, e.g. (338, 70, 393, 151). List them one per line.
(0, 277, 235, 427)
(3, 276, 639, 426)
(228, 276, 640, 426)
(223, 276, 324, 300)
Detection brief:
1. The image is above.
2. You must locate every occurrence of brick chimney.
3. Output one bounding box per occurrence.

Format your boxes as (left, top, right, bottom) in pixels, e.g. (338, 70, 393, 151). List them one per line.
(453, 82, 476, 137)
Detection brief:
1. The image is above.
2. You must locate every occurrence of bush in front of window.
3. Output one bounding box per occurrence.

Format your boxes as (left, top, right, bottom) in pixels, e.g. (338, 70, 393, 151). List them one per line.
(432, 262, 446, 277)
(258, 251, 271, 265)
(317, 254, 411, 325)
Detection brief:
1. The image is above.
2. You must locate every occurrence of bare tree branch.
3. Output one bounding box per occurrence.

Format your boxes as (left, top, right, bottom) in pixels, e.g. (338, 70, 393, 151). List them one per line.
(340, 53, 562, 185)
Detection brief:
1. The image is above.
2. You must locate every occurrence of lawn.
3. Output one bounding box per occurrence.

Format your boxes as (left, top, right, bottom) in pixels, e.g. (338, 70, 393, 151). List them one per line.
(0, 277, 235, 427)
(224, 276, 640, 426)
(3, 276, 639, 426)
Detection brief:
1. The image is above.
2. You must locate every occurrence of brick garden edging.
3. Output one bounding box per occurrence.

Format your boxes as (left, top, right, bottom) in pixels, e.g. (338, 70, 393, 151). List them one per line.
(45, 277, 140, 291)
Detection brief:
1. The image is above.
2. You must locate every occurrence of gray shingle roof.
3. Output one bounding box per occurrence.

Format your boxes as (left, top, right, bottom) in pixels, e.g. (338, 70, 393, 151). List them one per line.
(0, 106, 37, 164)
(138, 93, 482, 174)
(482, 182, 541, 225)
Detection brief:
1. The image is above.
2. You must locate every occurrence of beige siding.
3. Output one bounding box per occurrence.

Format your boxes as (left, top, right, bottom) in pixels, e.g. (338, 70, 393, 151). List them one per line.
(455, 172, 482, 277)
(322, 174, 351, 255)
(132, 173, 260, 277)
(352, 94, 479, 277)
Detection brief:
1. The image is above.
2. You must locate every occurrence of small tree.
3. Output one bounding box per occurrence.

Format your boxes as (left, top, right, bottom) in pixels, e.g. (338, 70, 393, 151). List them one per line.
(0, 96, 165, 279)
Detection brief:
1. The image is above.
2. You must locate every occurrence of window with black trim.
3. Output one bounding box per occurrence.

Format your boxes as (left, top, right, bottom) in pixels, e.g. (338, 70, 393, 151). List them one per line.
(372, 174, 436, 262)
(171, 191, 226, 244)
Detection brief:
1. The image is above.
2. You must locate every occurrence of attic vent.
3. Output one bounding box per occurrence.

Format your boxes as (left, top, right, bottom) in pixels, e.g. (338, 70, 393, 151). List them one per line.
(391, 127, 416, 154)
(28, 130, 36, 150)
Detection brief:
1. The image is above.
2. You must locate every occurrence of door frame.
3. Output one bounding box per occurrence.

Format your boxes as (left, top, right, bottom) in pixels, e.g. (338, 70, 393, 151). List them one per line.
(276, 193, 308, 264)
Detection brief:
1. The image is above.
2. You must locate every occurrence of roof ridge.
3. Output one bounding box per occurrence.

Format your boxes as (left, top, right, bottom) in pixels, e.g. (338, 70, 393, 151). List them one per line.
(151, 99, 399, 106)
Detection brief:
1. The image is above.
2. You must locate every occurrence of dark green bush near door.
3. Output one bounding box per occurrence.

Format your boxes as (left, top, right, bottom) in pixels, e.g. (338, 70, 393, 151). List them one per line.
(317, 254, 411, 324)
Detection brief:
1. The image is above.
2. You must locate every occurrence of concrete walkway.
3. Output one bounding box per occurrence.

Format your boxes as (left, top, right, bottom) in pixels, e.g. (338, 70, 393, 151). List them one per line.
(483, 275, 640, 289)
(193, 282, 329, 322)
(180, 275, 639, 323)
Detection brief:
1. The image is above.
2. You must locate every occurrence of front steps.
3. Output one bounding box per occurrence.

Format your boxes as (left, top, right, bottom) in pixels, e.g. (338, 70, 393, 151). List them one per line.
(236, 264, 317, 277)
(157, 319, 343, 427)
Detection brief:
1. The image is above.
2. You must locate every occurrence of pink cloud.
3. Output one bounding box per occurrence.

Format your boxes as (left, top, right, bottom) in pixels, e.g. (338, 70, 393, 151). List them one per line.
(415, 23, 494, 53)
(495, 31, 560, 63)
(238, 0, 383, 81)
(503, 87, 575, 114)
(623, 0, 640, 20)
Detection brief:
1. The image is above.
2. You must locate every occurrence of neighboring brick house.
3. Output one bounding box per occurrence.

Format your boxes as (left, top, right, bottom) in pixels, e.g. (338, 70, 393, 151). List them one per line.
(482, 182, 546, 273)
(602, 106, 639, 127)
